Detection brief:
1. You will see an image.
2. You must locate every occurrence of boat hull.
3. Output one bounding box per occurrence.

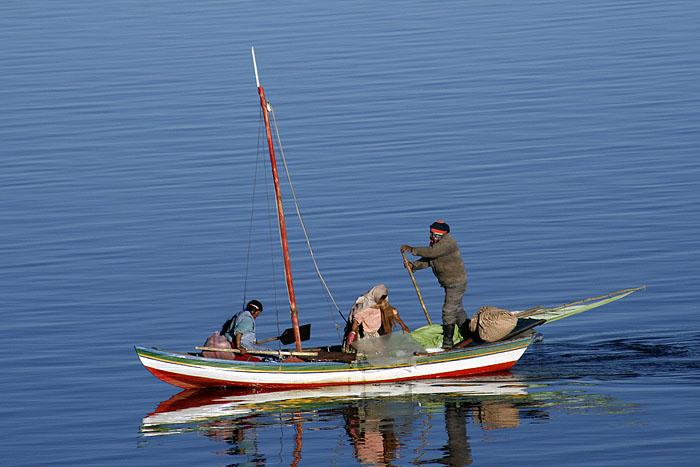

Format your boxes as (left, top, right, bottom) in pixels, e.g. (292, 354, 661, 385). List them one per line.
(135, 331, 535, 389)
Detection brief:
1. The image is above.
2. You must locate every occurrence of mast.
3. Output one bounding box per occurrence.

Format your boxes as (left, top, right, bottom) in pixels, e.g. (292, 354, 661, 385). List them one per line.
(251, 47, 302, 351)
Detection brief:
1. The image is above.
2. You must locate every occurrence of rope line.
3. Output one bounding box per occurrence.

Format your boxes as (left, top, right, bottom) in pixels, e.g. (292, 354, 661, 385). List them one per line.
(268, 103, 346, 326)
(242, 115, 264, 308)
(261, 111, 283, 344)
(245, 110, 283, 345)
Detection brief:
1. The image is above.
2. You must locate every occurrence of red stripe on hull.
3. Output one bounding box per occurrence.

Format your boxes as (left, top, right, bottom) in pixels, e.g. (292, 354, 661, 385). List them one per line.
(143, 360, 519, 390)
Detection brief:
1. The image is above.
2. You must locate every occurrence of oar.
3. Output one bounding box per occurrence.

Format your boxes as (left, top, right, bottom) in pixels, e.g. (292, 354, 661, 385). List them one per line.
(401, 250, 432, 325)
(197, 346, 319, 358)
(256, 323, 311, 345)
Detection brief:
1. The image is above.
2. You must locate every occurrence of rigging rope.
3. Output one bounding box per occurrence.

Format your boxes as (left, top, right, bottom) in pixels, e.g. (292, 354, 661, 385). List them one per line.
(268, 103, 347, 325)
(262, 116, 283, 343)
(241, 116, 263, 309)
(243, 111, 283, 346)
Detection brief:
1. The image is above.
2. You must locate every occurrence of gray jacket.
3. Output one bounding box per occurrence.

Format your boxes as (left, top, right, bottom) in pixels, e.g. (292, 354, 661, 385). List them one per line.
(410, 234, 467, 287)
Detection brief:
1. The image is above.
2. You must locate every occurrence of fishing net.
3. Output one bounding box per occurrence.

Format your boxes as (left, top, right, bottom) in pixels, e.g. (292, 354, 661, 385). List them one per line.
(351, 333, 426, 367)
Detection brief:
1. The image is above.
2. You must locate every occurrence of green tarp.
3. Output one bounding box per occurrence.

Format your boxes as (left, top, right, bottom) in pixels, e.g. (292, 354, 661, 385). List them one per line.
(409, 324, 464, 349)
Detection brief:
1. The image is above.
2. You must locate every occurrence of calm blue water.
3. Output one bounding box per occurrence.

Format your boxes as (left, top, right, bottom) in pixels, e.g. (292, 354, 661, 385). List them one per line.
(2, 0, 699, 465)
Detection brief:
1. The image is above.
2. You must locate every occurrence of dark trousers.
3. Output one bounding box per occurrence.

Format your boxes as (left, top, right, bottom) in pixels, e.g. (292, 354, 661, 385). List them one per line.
(442, 280, 468, 326)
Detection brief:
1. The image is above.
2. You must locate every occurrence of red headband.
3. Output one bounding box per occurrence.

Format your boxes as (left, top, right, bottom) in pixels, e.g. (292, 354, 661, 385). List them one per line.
(430, 220, 449, 234)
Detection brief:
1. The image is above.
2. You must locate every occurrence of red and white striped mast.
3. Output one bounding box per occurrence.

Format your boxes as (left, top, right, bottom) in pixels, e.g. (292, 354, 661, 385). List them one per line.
(251, 47, 302, 351)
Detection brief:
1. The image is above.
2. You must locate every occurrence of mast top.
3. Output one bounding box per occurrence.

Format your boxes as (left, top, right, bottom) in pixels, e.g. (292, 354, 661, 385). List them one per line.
(251, 46, 260, 88)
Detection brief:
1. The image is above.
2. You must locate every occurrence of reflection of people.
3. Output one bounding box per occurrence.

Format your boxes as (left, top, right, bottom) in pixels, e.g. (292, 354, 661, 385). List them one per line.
(221, 300, 267, 354)
(200, 417, 265, 464)
(471, 400, 521, 430)
(343, 402, 400, 466)
(401, 221, 468, 349)
(343, 285, 410, 352)
(442, 402, 473, 466)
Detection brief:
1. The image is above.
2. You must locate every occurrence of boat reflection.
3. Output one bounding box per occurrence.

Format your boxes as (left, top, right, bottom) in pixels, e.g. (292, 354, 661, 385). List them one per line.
(142, 372, 530, 430)
(140, 371, 635, 465)
(141, 372, 540, 465)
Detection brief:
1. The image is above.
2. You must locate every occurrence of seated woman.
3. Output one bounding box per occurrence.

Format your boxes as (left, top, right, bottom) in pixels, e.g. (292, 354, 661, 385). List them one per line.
(221, 299, 270, 354)
(343, 285, 410, 352)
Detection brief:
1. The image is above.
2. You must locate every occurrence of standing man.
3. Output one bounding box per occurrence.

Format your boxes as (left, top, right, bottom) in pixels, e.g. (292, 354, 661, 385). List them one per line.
(221, 299, 266, 354)
(401, 221, 468, 349)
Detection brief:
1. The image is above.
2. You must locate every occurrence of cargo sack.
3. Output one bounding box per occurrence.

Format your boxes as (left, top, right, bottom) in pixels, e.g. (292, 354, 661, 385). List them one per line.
(202, 331, 235, 360)
(469, 306, 518, 342)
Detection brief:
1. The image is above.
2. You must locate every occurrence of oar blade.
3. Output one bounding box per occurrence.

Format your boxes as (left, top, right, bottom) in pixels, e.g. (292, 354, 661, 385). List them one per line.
(279, 324, 311, 345)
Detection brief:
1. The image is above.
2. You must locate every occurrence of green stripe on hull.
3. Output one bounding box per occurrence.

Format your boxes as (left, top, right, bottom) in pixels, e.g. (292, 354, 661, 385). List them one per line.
(135, 333, 534, 376)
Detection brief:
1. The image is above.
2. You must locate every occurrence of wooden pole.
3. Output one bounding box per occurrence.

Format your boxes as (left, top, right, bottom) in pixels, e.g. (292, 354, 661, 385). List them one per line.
(515, 286, 646, 318)
(402, 250, 432, 324)
(196, 346, 318, 358)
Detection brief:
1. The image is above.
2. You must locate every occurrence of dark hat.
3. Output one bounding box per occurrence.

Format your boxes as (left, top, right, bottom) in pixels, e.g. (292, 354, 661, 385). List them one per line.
(246, 300, 263, 312)
(430, 221, 450, 234)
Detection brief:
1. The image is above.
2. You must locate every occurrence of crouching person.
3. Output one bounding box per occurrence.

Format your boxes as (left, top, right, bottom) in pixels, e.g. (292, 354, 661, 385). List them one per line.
(344, 285, 410, 352)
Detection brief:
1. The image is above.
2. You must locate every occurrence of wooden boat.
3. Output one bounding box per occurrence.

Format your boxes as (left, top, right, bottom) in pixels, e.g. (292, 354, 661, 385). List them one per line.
(135, 287, 642, 389)
(135, 48, 645, 390)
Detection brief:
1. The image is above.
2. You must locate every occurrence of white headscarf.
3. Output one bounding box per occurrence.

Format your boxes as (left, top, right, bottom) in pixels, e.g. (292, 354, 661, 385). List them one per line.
(350, 284, 388, 314)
